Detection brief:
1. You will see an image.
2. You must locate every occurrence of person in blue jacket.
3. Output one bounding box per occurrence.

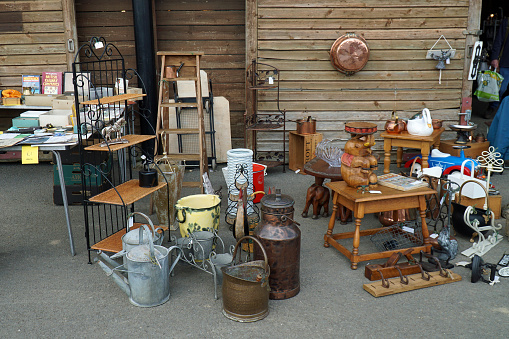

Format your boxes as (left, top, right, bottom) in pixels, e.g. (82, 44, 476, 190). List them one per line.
(485, 17, 509, 118)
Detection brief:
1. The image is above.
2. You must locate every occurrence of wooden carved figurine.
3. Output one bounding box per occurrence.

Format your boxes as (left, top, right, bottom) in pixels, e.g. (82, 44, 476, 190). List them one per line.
(302, 184, 330, 219)
(341, 122, 378, 189)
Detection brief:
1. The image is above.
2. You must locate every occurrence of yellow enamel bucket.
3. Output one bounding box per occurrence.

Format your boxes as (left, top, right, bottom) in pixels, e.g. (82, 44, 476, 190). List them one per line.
(175, 194, 221, 237)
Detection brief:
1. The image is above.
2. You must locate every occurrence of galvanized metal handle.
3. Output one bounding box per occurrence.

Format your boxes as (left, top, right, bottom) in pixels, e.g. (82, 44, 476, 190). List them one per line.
(127, 211, 156, 239)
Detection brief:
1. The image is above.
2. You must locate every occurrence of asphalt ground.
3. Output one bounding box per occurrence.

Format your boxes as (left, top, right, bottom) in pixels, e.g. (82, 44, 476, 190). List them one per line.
(1, 148, 509, 338)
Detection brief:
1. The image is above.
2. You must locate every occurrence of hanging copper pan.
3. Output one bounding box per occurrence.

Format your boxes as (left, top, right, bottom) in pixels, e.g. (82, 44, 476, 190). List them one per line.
(329, 33, 369, 75)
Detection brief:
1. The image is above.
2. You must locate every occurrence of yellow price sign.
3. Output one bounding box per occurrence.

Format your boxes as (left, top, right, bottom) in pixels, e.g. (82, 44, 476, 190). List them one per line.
(22, 145, 39, 164)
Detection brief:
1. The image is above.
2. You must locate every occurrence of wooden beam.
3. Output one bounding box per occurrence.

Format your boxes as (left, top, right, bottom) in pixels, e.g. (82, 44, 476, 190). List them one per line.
(62, 0, 79, 70)
(245, 0, 257, 149)
(461, 0, 482, 100)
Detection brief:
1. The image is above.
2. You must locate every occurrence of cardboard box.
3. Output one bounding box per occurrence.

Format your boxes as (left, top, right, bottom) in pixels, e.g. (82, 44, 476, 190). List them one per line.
(39, 109, 72, 127)
(454, 193, 502, 219)
(24, 94, 56, 107)
(52, 95, 75, 110)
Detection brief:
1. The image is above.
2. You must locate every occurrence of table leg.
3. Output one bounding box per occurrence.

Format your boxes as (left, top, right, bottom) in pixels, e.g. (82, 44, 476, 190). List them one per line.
(324, 192, 339, 247)
(396, 147, 403, 168)
(421, 142, 430, 169)
(351, 217, 362, 269)
(383, 139, 392, 174)
(52, 150, 76, 256)
(418, 196, 431, 247)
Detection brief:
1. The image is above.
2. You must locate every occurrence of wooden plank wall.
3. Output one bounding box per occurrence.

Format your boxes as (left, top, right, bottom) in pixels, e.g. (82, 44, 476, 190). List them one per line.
(154, 0, 246, 147)
(75, 0, 137, 72)
(255, 0, 471, 152)
(75, 0, 246, 147)
(0, 0, 68, 92)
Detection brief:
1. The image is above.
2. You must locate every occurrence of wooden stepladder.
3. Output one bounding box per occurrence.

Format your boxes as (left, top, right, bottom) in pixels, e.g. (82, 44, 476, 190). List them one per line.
(155, 52, 208, 192)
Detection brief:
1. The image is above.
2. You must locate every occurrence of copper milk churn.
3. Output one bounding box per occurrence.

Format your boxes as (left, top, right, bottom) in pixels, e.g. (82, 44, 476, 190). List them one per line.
(254, 189, 301, 299)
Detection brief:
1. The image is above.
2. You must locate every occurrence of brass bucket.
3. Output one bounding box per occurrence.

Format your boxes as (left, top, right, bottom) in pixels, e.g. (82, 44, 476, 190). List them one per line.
(221, 236, 270, 322)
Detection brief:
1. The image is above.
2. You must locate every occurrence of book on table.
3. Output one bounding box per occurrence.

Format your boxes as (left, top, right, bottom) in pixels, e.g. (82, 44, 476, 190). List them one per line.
(377, 173, 429, 191)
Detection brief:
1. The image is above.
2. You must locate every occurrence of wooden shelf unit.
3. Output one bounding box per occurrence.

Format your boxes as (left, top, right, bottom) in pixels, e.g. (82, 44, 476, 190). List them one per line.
(80, 93, 146, 105)
(88, 180, 167, 205)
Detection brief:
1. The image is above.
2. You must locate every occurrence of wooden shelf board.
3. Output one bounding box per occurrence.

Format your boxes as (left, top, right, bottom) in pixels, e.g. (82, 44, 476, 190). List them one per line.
(84, 134, 155, 152)
(183, 181, 202, 188)
(89, 179, 167, 205)
(91, 222, 168, 253)
(157, 51, 204, 56)
(246, 123, 283, 131)
(160, 102, 198, 108)
(162, 77, 198, 81)
(256, 160, 284, 168)
(80, 93, 146, 105)
(155, 153, 201, 161)
(157, 128, 199, 134)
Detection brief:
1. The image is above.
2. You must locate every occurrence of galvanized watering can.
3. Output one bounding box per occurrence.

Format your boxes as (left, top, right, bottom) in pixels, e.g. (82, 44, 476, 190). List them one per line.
(97, 225, 182, 307)
(221, 236, 270, 322)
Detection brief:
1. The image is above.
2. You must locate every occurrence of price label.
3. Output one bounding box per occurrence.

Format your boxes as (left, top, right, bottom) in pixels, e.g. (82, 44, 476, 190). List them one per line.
(22, 145, 39, 164)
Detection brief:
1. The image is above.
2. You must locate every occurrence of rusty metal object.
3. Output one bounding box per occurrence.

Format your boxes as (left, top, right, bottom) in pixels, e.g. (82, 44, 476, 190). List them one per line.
(432, 119, 443, 129)
(254, 190, 301, 300)
(329, 33, 369, 75)
(222, 236, 270, 322)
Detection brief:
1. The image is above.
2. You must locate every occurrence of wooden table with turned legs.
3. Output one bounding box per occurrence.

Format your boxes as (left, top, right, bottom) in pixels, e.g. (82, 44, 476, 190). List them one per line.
(324, 181, 435, 269)
(381, 128, 445, 174)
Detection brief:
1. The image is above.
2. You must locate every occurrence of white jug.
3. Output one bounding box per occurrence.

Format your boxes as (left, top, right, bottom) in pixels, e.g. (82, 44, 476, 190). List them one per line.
(407, 108, 433, 136)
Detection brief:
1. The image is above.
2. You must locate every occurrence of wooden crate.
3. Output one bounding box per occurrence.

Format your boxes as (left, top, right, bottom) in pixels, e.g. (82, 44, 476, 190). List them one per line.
(439, 140, 489, 159)
(454, 193, 502, 219)
(289, 131, 322, 173)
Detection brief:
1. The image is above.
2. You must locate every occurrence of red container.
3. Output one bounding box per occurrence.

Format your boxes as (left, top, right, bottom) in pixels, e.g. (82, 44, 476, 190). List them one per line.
(252, 163, 267, 203)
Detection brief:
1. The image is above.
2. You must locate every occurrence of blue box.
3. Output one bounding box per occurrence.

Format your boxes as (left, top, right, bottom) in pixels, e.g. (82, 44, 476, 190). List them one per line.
(12, 117, 39, 128)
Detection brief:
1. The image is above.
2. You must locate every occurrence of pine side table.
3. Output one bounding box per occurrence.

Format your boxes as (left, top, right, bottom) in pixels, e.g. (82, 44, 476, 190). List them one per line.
(381, 127, 445, 174)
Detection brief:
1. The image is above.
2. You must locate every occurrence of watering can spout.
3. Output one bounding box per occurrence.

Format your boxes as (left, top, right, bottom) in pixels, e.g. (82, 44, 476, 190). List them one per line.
(95, 257, 131, 297)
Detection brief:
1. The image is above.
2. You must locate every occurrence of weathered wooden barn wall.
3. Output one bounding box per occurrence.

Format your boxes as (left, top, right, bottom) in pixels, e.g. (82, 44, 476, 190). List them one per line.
(75, 0, 136, 71)
(154, 0, 246, 147)
(75, 0, 246, 147)
(0, 0, 70, 92)
(253, 0, 470, 152)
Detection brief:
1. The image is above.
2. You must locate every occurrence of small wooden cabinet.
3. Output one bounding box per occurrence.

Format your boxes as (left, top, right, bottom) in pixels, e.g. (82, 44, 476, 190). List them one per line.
(439, 139, 490, 159)
(289, 131, 322, 173)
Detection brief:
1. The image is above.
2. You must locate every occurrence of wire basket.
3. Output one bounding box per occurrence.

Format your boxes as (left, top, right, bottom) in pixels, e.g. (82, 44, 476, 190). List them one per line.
(370, 221, 423, 252)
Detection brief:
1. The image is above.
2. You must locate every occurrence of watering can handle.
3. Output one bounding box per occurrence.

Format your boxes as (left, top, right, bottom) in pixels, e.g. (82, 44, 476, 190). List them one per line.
(138, 224, 155, 258)
(127, 211, 156, 238)
(167, 245, 183, 275)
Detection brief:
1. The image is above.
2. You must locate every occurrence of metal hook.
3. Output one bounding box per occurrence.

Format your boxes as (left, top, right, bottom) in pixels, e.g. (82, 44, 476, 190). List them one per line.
(417, 263, 431, 281)
(377, 269, 390, 288)
(395, 266, 409, 285)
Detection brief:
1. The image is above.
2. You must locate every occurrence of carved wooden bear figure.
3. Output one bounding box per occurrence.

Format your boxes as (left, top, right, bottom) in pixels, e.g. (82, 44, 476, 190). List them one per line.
(340, 134, 378, 189)
(302, 184, 330, 219)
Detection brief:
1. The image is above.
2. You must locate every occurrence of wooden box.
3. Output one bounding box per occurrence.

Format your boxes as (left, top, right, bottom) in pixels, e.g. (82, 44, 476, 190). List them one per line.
(454, 193, 502, 219)
(289, 131, 322, 173)
(439, 140, 489, 159)
(3, 97, 21, 106)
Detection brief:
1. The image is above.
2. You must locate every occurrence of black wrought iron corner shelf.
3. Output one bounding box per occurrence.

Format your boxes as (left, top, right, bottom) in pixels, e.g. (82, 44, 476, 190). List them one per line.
(245, 60, 287, 171)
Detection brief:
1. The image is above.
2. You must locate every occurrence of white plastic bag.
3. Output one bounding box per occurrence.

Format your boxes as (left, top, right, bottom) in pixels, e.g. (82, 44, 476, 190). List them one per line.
(474, 70, 504, 102)
(448, 159, 487, 199)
